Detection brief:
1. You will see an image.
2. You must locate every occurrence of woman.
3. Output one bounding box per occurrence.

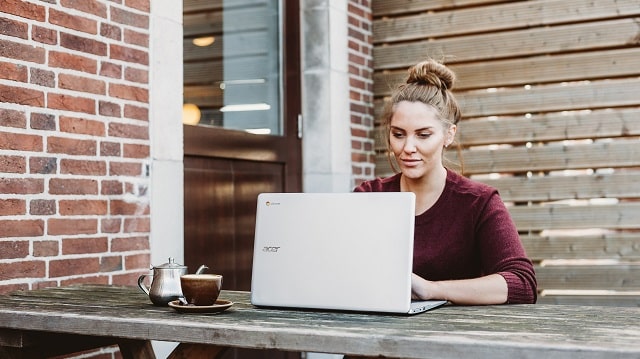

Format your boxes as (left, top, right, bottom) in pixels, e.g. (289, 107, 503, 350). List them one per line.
(354, 59, 537, 305)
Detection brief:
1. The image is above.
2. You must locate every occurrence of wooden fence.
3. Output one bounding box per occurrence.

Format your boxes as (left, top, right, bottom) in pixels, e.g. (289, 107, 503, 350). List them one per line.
(371, 0, 640, 306)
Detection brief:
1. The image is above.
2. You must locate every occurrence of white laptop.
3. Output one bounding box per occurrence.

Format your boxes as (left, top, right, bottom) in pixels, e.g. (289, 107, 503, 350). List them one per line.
(250, 192, 447, 315)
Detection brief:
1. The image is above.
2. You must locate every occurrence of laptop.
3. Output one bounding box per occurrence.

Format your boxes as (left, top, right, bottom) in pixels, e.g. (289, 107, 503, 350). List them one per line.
(250, 192, 447, 315)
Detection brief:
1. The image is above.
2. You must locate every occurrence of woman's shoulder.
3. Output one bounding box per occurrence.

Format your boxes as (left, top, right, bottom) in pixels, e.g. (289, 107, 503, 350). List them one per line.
(446, 169, 498, 199)
(353, 173, 401, 192)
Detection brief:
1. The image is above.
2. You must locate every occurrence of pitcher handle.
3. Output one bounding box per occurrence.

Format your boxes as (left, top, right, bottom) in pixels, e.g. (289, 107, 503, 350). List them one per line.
(137, 274, 151, 295)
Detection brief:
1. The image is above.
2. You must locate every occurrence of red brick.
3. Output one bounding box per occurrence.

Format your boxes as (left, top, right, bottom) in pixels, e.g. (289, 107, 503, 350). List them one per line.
(112, 271, 143, 287)
(30, 67, 55, 87)
(123, 143, 149, 158)
(32, 25, 57, 45)
(0, 84, 44, 107)
(111, 235, 149, 252)
(123, 28, 148, 47)
(0, 0, 46, 21)
(60, 32, 107, 56)
(47, 136, 97, 155)
(49, 178, 98, 195)
(61, 0, 108, 18)
(0, 155, 26, 173)
(0, 39, 45, 64)
(100, 23, 121, 40)
(59, 74, 106, 95)
(0, 178, 44, 194)
(99, 61, 122, 79)
(30, 113, 56, 131)
(60, 199, 107, 215)
(124, 67, 148, 84)
(111, 6, 149, 29)
(59, 116, 105, 136)
(101, 217, 122, 233)
(110, 200, 149, 215)
(100, 255, 123, 272)
(48, 218, 97, 235)
(109, 161, 142, 176)
(49, 257, 100, 277)
(61, 275, 109, 287)
(0, 16, 28, 39)
(0, 199, 26, 215)
(0, 240, 29, 259)
(100, 141, 121, 157)
(125, 0, 150, 12)
(125, 252, 150, 270)
(0, 283, 29, 295)
(29, 157, 57, 174)
(123, 104, 148, 121)
(31, 280, 57, 290)
(0, 219, 44, 237)
(108, 122, 148, 139)
(101, 180, 123, 195)
(47, 93, 96, 114)
(99, 101, 121, 117)
(109, 83, 148, 103)
(29, 199, 56, 215)
(60, 159, 106, 176)
(50, 9, 97, 34)
(0, 61, 28, 82)
(0, 131, 42, 151)
(110, 44, 148, 66)
(0, 260, 46, 280)
(62, 236, 108, 254)
(49, 51, 97, 74)
(33, 240, 59, 257)
(0, 108, 26, 128)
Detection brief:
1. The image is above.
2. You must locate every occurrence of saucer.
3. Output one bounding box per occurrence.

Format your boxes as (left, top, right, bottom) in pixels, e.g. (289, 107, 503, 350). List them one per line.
(168, 299, 233, 314)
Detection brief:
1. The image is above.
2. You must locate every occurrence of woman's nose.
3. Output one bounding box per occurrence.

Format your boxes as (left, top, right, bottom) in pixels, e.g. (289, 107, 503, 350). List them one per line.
(403, 138, 416, 153)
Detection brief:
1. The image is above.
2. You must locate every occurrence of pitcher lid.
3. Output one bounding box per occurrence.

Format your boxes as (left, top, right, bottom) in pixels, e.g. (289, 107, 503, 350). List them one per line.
(154, 257, 187, 269)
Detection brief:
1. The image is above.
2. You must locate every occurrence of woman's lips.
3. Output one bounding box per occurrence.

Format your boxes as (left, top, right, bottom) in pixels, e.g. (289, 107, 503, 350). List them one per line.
(400, 158, 422, 166)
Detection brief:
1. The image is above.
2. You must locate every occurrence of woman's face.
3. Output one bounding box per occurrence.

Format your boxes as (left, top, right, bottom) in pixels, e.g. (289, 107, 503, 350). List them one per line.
(389, 101, 456, 180)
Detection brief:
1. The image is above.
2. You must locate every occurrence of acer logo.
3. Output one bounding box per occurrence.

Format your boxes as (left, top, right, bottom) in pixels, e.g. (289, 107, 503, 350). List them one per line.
(262, 246, 280, 252)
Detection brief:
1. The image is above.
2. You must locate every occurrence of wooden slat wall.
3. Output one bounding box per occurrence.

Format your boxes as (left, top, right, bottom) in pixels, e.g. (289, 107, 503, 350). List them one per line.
(372, 0, 640, 306)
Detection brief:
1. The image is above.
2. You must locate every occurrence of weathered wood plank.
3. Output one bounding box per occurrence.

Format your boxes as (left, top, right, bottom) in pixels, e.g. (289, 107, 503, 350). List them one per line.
(476, 172, 640, 202)
(372, 0, 519, 17)
(374, 0, 640, 43)
(373, 18, 640, 70)
(535, 264, 640, 290)
(374, 48, 640, 94)
(509, 202, 640, 231)
(374, 78, 640, 120)
(537, 294, 640, 307)
(456, 108, 640, 146)
(376, 140, 640, 176)
(521, 232, 640, 261)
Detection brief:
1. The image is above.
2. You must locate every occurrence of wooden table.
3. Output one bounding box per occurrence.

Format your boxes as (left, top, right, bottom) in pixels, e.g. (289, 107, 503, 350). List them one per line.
(0, 285, 638, 359)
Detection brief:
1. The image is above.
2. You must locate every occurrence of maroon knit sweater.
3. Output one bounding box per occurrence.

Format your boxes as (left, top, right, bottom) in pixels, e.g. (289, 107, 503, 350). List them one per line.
(354, 170, 537, 304)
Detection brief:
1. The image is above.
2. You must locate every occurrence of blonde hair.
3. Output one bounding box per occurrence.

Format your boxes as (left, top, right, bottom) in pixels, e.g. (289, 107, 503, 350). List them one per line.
(381, 59, 463, 172)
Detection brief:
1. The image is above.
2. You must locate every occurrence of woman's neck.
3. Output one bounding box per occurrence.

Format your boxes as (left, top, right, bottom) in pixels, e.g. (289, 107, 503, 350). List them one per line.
(400, 166, 448, 215)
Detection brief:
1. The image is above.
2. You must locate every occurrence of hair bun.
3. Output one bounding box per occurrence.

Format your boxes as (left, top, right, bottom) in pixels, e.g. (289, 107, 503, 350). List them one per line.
(406, 59, 456, 90)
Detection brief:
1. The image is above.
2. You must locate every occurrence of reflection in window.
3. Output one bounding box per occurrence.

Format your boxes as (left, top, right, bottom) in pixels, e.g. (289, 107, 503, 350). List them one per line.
(183, 0, 282, 135)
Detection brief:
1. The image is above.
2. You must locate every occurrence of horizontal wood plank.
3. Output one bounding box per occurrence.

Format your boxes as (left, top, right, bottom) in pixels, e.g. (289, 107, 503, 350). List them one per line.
(374, 0, 640, 43)
(510, 202, 640, 231)
(477, 172, 640, 202)
(372, 0, 519, 17)
(535, 264, 640, 290)
(521, 232, 640, 261)
(537, 294, 640, 307)
(373, 18, 640, 70)
(374, 48, 640, 94)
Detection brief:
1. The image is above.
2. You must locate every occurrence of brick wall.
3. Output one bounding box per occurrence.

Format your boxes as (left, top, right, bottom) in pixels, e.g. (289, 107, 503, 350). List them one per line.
(348, 0, 375, 186)
(0, 0, 151, 295)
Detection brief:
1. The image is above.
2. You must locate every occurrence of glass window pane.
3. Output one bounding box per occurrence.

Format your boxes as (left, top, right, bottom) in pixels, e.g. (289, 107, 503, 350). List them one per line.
(183, 0, 282, 136)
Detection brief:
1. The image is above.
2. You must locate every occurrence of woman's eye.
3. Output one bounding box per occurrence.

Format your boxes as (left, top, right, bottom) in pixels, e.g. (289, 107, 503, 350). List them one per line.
(391, 132, 405, 138)
(417, 132, 431, 139)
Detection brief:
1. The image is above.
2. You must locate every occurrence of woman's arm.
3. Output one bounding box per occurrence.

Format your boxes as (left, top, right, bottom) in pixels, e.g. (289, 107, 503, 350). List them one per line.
(411, 272, 508, 305)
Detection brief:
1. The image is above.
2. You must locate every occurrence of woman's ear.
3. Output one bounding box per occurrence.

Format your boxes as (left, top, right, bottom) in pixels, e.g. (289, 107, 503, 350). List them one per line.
(445, 124, 457, 147)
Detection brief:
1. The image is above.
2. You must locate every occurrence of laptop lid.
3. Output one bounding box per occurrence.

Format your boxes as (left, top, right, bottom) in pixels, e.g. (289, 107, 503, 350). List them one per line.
(250, 192, 446, 314)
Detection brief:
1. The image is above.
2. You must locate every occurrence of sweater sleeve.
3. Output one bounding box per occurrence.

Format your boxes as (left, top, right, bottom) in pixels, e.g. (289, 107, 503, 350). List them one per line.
(477, 191, 537, 304)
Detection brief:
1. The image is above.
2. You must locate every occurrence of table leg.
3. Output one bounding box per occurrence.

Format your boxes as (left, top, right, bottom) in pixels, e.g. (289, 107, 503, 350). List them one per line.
(167, 343, 229, 359)
(118, 339, 156, 359)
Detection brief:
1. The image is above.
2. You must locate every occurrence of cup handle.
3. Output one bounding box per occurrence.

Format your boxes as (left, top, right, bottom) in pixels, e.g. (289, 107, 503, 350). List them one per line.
(137, 274, 151, 295)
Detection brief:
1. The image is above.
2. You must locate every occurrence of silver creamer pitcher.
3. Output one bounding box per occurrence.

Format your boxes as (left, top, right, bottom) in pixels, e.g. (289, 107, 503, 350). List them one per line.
(137, 257, 187, 306)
